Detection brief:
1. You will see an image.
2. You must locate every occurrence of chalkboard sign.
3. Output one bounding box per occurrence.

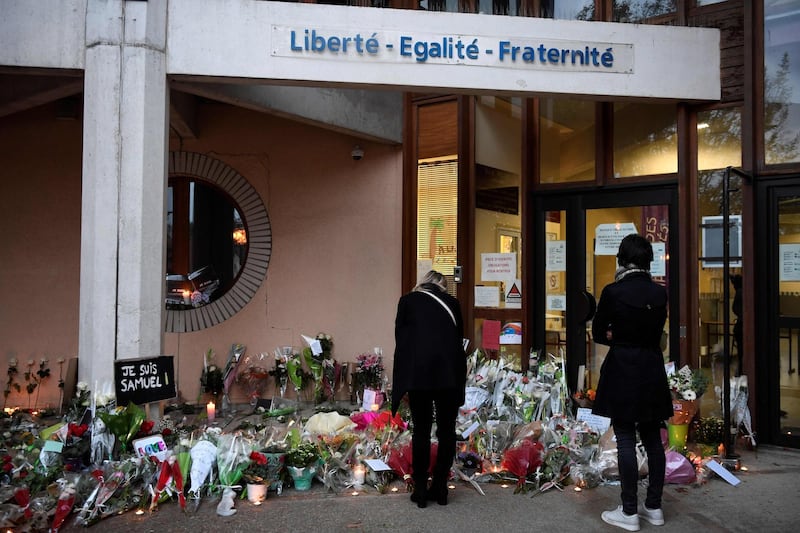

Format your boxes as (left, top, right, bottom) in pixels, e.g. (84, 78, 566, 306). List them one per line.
(114, 356, 176, 406)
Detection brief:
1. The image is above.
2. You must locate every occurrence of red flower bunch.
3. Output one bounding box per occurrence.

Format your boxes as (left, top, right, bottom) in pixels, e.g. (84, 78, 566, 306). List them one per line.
(242, 450, 271, 484)
(68, 423, 89, 439)
(2, 454, 13, 473)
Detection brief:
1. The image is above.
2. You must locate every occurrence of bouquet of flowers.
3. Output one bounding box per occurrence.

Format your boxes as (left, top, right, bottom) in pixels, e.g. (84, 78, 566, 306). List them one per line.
(355, 352, 384, 391)
(668, 364, 708, 401)
(241, 450, 271, 484)
(270, 349, 290, 397)
(237, 354, 270, 405)
(200, 349, 224, 398)
(667, 364, 707, 425)
(572, 388, 596, 408)
(216, 433, 250, 490)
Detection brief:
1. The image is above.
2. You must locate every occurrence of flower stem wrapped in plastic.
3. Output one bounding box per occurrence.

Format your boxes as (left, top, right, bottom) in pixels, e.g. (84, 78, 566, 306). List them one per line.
(97, 402, 146, 456)
(215, 433, 250, 491)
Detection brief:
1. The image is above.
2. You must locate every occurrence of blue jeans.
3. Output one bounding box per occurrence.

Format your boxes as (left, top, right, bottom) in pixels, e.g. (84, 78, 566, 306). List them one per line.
(612, 419, 666, 515)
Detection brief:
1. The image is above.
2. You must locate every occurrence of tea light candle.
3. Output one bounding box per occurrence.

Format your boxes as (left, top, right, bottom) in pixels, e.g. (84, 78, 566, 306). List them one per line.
(353, 465, 366, 485)
(207, 401, 216, 421)
(370, 403, 380, 412)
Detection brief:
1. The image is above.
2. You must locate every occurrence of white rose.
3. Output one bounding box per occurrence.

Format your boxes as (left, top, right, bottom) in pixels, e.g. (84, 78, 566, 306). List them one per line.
(682, 390, 697, 401)
(76, 381, 88, 391)
(8, 358, 17, 367)
(27, 359, 34, 366)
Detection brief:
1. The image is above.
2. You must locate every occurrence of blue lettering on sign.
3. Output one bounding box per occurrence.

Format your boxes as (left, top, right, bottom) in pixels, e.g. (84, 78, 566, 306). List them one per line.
(288, 28, 617, 70)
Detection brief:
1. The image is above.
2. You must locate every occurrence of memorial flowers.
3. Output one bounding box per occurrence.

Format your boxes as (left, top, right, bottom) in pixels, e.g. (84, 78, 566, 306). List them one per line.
(354, 352, 384, 391)
(200, 349, 224, 398)
(668, 364, 709, 401)
(241, 450, 271, 484)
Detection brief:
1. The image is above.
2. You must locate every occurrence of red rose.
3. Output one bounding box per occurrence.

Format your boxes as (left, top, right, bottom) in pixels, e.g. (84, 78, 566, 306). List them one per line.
(3, 463, 12, 472)
(140, 420, 155, 434)
(2, 455, 12, 463)
(69, 423, 89, 438)
(249, 451, 267, 465)
(162, 428, 172, 436)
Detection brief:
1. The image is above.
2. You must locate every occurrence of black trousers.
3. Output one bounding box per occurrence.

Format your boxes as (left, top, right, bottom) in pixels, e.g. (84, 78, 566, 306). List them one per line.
(612, 419, 666, 515)
(408, 389, 461, 488)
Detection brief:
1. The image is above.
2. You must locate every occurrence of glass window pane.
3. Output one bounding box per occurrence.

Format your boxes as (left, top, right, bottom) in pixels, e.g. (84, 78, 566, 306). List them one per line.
(540, 98, 595, 183)
(698, 108, 742, 171)
(545, 210, 566, 358)
(417, 101, 459, 283)
(612, 0, 676, 23)
(764, 0, 800, 165)
(474, 96, 522, 309)
(539, 1, 595, 19)
(613, 102, 677, 178)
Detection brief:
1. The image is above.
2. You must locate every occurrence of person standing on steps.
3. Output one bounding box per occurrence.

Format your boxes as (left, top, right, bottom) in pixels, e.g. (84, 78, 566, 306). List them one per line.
(391, 270, 466, 508)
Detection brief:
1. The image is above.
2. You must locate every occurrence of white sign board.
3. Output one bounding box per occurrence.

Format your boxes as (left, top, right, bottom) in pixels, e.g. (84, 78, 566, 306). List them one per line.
(546, 240, 566, 272)
(594, 223, 638, 255)
(481, 253, 517, 282)
(780, 244, 800, 281)
(475, 286, 500, 307)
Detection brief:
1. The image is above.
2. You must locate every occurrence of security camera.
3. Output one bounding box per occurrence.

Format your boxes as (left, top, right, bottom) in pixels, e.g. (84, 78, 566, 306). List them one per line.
(351, 145, 364, 161)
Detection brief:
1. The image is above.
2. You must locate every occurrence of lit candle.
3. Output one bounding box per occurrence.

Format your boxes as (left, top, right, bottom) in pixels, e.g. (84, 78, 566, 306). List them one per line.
(207, 401, 216, 421)
(182, 290, 192, 305)
(353, 465, 365, 485)
(370, 403, 380, 412)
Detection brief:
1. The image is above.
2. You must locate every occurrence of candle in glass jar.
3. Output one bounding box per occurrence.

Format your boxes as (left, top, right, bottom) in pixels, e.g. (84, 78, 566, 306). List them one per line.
(182, 290, 192, 305)
(207, 401, 216, 421)
(353, 465, 365, 485)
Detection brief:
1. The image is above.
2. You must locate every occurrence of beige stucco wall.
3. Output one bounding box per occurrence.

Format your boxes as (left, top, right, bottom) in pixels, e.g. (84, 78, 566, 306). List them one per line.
(0, 99, 403, 409)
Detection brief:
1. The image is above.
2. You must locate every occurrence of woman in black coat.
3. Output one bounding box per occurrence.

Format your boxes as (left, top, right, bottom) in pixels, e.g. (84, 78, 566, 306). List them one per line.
(592, 234, 672, 531)
(391, 270, 466, 508)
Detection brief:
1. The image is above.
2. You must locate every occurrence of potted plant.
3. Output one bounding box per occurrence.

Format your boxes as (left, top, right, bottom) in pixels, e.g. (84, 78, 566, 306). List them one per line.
(242, 450, 271, 503)
(262, 443, 289, 491)
(285, 441, 320, 491)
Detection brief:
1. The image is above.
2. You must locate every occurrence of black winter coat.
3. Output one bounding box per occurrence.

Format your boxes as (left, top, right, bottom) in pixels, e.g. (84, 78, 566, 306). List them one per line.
(391, 285, 466, 415)
(591, 271, 673, 423)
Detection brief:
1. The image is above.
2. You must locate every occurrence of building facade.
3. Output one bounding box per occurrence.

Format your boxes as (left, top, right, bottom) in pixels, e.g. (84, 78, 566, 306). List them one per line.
(0, 0, 798, 449)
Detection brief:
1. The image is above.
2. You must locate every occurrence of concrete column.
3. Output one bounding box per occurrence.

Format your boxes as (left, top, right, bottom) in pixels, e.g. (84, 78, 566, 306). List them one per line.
(79, 0, 168, 393)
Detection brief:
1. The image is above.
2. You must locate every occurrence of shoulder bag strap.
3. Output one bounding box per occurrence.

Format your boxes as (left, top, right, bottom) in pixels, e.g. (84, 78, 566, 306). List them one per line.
(421, 290, 457, 327)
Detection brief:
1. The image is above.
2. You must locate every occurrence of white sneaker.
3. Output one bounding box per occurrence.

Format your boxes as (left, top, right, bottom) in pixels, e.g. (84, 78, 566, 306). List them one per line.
(638, 503, 665, 526)
(601, 506, 641, 531)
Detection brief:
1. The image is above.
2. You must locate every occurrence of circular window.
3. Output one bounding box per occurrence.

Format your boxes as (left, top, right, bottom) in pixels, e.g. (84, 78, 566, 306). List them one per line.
(165, 152, 271, 332)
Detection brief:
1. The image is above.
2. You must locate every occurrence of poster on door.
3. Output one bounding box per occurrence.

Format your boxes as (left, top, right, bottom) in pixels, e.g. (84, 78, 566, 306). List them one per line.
(546, 240, 566, 271)
(780, 243, 800, 281)
(594, 223, 637, 255)
(481, 253, 517, 281)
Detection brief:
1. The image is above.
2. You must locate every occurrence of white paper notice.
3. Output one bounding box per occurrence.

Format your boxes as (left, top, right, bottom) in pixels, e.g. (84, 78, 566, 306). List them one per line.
(547, 294, 567, 312)
(301, 334, 322, 356)
(576, 408, 611, 435)
(546, 240, 566, 272)
(481, 253, 517, 282)
(651, 242, 666, 277)
(595, 223, 638, 255)
(364, 458, 393, 472)
(780, 243, 800, 281)
(474, 286, 500, 307)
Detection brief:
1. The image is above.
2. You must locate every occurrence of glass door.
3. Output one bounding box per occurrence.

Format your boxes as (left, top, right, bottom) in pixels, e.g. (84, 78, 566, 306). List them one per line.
(769, 187, 800, 446)
(536, 189, 677, 394)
